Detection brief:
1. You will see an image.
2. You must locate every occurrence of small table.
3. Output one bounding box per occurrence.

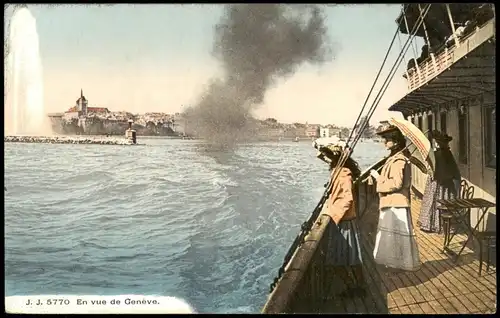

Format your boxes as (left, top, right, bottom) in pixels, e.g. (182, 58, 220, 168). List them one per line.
(437, 198, 496, 262)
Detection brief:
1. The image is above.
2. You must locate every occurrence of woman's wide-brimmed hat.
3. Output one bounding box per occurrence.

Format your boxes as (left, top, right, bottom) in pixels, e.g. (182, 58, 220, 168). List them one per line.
(376, 124, 406, 145)
(376, 124, 400, 137)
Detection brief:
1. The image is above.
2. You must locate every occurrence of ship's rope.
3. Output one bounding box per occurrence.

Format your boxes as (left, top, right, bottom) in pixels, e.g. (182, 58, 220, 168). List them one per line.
(268, 4, 432, 294)
(330, 4, 432, 187)
(403, 5, 421, 59)
(345, 26, 399, 147)
(397, 32, 411, 79)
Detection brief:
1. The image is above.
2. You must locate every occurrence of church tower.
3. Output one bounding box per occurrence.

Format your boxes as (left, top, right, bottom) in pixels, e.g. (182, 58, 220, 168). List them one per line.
(76, 89, 88, 116)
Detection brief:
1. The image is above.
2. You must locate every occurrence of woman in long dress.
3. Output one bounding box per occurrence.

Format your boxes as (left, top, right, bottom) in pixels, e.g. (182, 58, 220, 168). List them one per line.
(317, 143, 366, 298)
(371, 125, 421, 272)
(418, 131, 461, 233)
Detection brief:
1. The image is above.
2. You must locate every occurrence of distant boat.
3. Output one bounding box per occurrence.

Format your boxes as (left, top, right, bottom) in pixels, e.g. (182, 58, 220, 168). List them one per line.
(293, 137, 299, 142)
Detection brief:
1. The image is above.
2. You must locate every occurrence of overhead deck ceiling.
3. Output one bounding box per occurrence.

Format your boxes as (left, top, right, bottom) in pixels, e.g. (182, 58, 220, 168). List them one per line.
(388, 40, 495, 116)
(396, 3, 489, 39)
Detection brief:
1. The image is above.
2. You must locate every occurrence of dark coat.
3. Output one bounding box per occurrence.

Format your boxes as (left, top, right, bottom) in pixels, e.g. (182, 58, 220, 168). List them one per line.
(434, 147, 461, 188)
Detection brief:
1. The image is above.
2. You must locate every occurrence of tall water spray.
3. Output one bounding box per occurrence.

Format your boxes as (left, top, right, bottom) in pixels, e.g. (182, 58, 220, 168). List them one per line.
(5, 6, 48, 136)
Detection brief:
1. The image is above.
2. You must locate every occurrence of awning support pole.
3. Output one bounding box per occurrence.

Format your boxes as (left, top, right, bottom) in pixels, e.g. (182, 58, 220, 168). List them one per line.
(397, 31, 411, 87)
(445, 4, 460, 48)
(402, 5, 420, 59)
(418, 4, 437, 70)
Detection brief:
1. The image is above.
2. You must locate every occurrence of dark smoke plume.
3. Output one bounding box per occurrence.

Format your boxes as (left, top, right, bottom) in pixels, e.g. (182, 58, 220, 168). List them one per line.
(183, 4, 333, 148)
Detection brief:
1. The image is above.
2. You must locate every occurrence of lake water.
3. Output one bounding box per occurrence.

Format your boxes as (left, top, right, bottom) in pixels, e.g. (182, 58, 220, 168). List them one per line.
(4, 138, 386, 313)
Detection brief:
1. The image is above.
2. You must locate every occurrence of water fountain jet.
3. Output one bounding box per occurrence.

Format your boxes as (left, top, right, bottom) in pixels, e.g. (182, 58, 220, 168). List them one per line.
(5, 6, 50, 136)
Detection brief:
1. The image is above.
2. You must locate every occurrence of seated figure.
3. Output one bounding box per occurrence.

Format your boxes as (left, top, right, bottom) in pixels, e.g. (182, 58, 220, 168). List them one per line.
(407, 58, 418, 71)
(416, 44, 429, 65)
(445, 23, 466, 47)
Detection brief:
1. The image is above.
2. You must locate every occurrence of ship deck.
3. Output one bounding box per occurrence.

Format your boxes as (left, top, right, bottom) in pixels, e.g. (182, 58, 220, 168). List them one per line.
(321, 190, 497, 314)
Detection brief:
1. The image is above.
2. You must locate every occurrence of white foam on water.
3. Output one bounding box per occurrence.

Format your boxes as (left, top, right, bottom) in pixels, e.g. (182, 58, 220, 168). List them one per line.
(4, 135, 136, 145)
(5, 295, 197, 314)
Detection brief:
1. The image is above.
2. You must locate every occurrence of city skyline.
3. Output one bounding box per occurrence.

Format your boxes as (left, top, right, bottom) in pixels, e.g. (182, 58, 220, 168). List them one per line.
(4, 4, 419, 126)
(53, 88, 382, 127)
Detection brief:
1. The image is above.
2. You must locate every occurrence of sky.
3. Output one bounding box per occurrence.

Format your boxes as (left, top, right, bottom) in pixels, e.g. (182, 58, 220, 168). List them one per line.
(4, 4, 425, 127)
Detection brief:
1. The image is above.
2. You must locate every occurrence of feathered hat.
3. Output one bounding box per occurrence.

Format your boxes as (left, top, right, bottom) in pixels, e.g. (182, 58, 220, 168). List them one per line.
(316, 142, 346, 163)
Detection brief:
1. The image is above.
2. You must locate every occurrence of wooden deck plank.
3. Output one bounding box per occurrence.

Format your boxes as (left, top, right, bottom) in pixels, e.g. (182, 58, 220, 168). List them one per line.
(412, 223, 473, 301)
(410, 203, 497, 312)
(466, 293, 491, 313)
(422, 232, 497, 292)
(410, 194, 497, 289)
(359, 226, 413, 310)
(448, 295, 477, 313)
(415, 232, 475, 299)
(408, 267, 447, 302)
(387, 274, 418, 306)
(478, 290, 497, 312)
(437, 298, 459, 313)
(359, 240, 395, 311)
(424, 246, 494, 295)
(397, 273, 426, 303)
(417, 301, 437, 314)
(403, 271, 436, 302)
(383, 276, 411, 308)
(319, 189, 496, 314)
(357, 261, 381, 313)
(408, 304, 424, 314)
(398, 304, 412, 314)
(360, 293, 379, 314)
(439, 230, 498, 287)
(391, 191, 495, 314)
(343, 293, 358, 313)
(427, 300, 448, 314)
(319, 295, 345, 313)
(391, 307, 402, 314)
(365, 270, 391, 313)
(351, 293, 367, 313)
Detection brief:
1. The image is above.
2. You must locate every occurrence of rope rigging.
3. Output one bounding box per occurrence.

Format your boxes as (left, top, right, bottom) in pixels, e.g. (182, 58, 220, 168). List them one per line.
(331, 4, 432, 182)
(268, 4, 433, 294)
(418, 3, 436, 67)
(403, 5, 420, 61)
(345, 27, 400, 148)
(397, 32, 411, 79)
(347, 4, 432, 153)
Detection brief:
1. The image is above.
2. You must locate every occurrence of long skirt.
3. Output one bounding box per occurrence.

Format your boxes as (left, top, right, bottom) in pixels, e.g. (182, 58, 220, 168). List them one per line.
(373, 207, 421, 271)
(418, 177, 460, 233)
(325, 218, 363, 266)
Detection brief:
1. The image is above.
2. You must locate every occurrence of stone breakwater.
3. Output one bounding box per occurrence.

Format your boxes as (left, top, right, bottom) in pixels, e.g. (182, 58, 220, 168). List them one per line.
(5, 135, 135, 145)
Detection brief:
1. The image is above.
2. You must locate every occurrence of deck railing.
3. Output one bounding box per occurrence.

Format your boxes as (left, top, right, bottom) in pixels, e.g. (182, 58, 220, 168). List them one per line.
(261, 213, 331, 313)
(262, 154, 496, 313)
(406, 19, 495, 91)
(262, 158, 386, 313)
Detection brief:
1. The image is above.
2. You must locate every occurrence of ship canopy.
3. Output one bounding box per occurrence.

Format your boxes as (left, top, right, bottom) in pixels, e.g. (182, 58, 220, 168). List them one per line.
(396, 3, 481, 39)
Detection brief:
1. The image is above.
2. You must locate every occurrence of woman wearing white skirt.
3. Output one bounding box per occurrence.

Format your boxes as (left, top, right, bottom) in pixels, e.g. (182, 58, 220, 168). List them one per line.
(370, 125, 421, 272)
